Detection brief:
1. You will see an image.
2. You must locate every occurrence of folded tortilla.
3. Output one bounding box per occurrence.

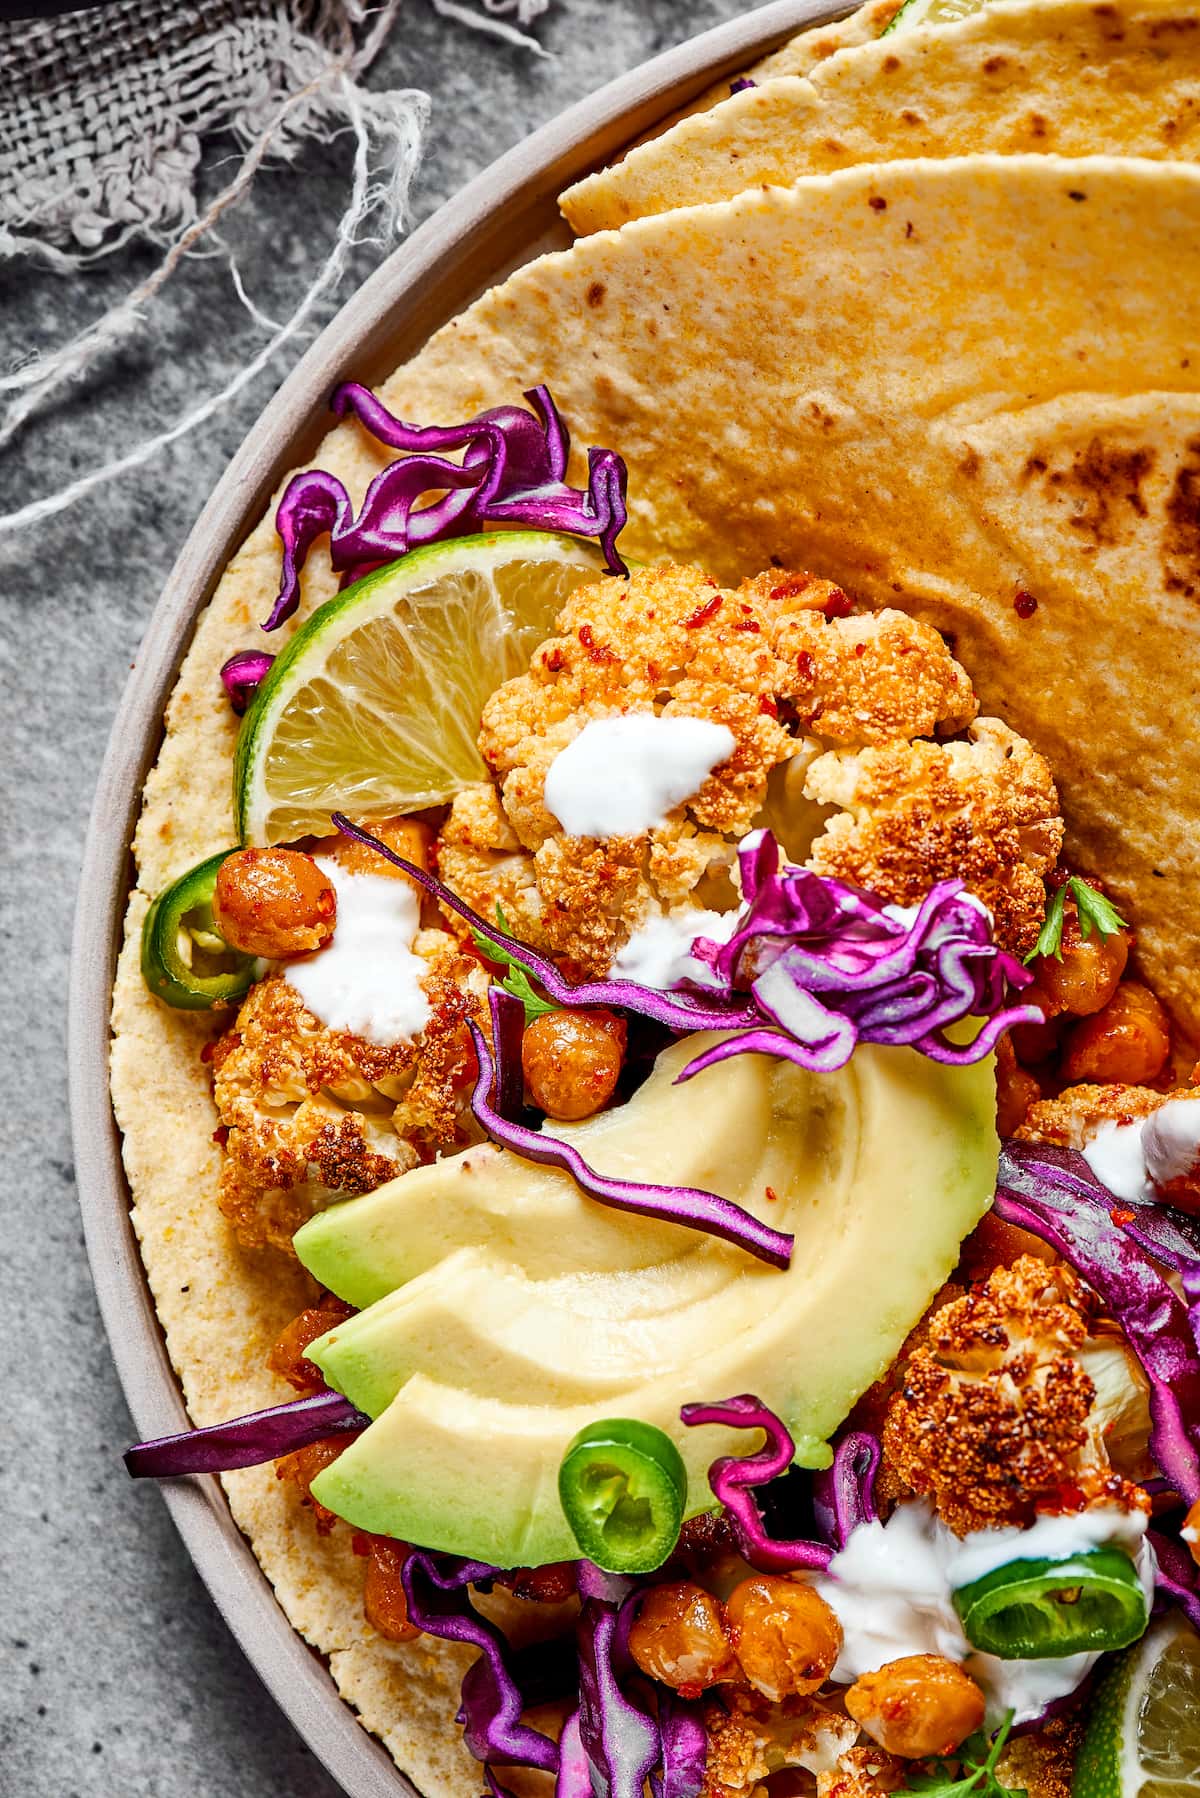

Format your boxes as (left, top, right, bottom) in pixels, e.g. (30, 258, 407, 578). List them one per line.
(112, 149, 1200, 1795)
(561, 0, 1200, 234)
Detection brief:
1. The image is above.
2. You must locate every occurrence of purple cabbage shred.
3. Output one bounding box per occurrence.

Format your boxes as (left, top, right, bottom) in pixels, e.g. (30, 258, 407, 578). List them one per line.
(577, 1561, 640, 1607)
(264, 383, 629, 631)
(996, 1141, 1200, 1504)
(811, 1428, 881, 1551)
(124, 1389, 367, 1478)
(1149, 1527, 1200, 1634)
(555, 1711, 592, 1798)
(577, 1597, 661, 1798)
(470, 991, 793, 1269)
(680, 1393, 832, 1572)
(219, 649, 275, 714)
(652, 1693, 709, 1798)
(729, 77, 757, 93)
(403, 1552, 559, 1773)
(677, 830, 1039, 1081)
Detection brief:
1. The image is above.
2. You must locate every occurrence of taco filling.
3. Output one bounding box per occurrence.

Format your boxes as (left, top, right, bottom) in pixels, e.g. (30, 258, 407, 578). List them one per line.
(110, 4, 1200, 1787)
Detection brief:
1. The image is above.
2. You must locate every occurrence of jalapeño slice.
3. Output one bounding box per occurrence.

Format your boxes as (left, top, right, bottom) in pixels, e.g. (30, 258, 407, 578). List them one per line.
(141, 850, 257, 1010)
(558, 1418, 687, 1574)
(953, 1546, 1148, 1660)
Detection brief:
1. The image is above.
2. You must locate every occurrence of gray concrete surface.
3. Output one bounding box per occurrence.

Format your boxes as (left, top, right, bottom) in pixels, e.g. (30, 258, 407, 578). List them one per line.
(0, 2, 749, 1792)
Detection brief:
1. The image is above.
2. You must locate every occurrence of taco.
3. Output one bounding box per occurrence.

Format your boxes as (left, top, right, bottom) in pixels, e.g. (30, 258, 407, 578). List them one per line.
(111, 11, 1200, 1797)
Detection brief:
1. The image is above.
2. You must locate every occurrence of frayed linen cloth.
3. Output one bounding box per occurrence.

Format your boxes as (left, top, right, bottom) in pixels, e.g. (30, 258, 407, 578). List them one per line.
(0, 0, 550, 533)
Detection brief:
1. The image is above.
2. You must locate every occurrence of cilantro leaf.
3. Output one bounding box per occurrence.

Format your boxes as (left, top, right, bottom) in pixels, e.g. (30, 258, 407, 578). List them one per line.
(1070, 876, 1127, 943)
(471, 907, 559, 1024)
(904, 1715, 1026, 1798)
(1026, 875, 1127, 964)
(1026, 882, 1068, 964)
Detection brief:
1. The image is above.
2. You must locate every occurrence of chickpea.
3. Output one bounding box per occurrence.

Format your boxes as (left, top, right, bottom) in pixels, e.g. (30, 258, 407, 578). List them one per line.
(844, 1655, 985, 1759)
(355, 1534, 420, 1642)
(1060, 981, 1171, 1086)
(723, 1576, 842, 1702)
(522, 1008, 627, 1121)
(1007, 991, 1065, 1066)
(1029, 899, 1129, 1018)
(267, 1298, 354, 1393)
(627, 1582, 739, 1696)
(325, 815, 434, 902)
(1183, 1497, 1200, 1571)
(213, 848, 336, 958)
(995, 1036, 1040, 1137)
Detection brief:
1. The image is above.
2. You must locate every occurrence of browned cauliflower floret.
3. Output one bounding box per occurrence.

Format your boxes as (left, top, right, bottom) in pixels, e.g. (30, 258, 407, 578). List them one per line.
(701, 1695, 859, 1798)
(1019, 1083, 1179, 1149)
(816, 1747, 907, 1798)
(437, 783, 549, 949)
(1019, 1081, 1200, 1213)
(211, 938, 488, 1252)
(805, 718, 1063, 956)
(443, 563, 983, 975)
(883, 1256, 1149, 1536)
(995, 1715, 1082, 1798)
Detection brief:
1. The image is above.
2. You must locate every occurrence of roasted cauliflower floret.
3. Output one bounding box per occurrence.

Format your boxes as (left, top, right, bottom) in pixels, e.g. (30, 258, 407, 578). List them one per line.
(1019, 1081, 1200, 1212)
(437, 783, 549, 949)
(701, 1695, 859, 1798)
(816, 1747, 908, 1798)
(1019, 1082, 1180, 1150)
(211, 939, 488, 1252)
(995, 1716, 1083, 1798)
(443, 563, 982, 974)
(883, 1256, 1149, 1536)
(805, 718, 1062, 956)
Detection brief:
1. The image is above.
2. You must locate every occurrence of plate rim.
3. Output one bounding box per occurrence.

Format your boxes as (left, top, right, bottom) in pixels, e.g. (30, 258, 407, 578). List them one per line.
(68, 4, 849, 1791)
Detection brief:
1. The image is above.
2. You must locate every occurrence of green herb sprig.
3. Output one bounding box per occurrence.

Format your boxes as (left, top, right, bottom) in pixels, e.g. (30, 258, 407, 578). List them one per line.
(1026, 876, 1127, 965)
(906, 1712, 1026, 1798)
(471, 906, 559, 1023)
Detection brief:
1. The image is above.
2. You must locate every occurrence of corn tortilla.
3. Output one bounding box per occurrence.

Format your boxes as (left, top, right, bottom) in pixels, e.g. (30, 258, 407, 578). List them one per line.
(561, 0, 1200, 235)
(112, 151, 1200, 1789)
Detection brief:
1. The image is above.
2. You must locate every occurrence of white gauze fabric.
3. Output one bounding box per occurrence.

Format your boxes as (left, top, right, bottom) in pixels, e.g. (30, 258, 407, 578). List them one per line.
(0, 0, 551, 532)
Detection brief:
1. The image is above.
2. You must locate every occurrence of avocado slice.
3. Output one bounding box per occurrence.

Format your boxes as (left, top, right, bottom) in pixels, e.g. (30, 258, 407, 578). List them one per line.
(299, 1036, 998, 1567)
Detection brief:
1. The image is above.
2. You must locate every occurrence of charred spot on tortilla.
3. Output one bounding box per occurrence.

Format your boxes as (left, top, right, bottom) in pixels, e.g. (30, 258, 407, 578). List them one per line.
(1163, 436, 1200, 595)
(1019, 438, 1156, 546)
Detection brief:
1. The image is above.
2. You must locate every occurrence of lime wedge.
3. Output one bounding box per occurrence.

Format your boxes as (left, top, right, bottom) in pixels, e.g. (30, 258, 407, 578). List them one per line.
(883, 0, 993, 33)
(235, 531, 607, 846)
(1074, 1614, 1200, 1798)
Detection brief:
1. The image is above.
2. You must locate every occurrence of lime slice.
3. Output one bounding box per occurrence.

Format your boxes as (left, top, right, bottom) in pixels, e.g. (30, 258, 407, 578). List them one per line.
(235, 531, 607, 846)
(883, 0, 992, 33)
(1074, 1614, 1200, 1798)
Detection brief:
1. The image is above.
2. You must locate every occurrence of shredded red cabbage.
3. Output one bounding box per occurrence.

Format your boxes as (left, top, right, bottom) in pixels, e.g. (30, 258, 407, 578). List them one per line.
(577, 1597, 661, 1798)
(680, 1394, 832, 1572)
(678, 831, 1038, 1080)
(124, 1389, 367, 1478)
(729, 76, 757, 92)
(470, 992, 793, 1269)
(1149, 1527, 1200, 1633)
(995, 1141, 1200, 1504)
(402, 1552, 558, 1773)
(652, 1694, 708, 1798)
(219, 649, 275, 715)
(577, 1562, 640, 1606)
(556, 1711, 592, 1798)
(811, 1429, 881, 1551)
(264, 384, 628, 631)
